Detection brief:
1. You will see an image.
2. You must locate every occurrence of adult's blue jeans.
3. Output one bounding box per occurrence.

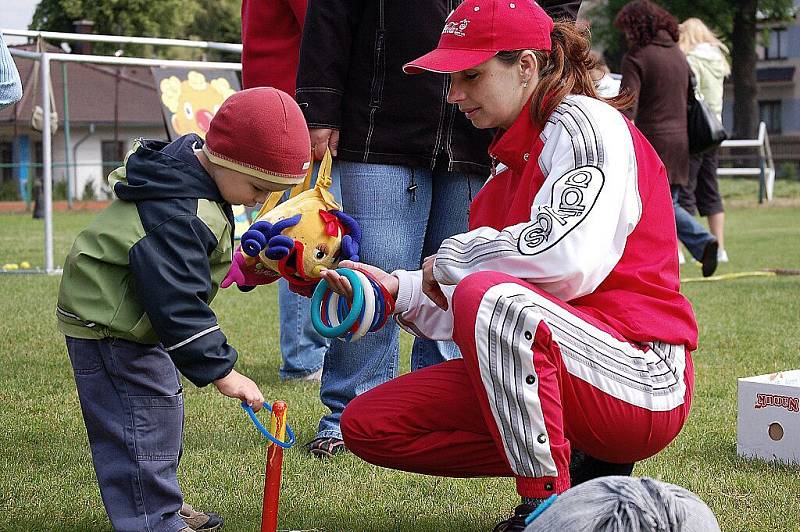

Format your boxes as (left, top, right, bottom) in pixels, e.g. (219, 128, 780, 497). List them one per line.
(65, 336, 186, 532)
(671, 185, 715, 260)
(277, 164, 341, 381)
(316, 161, 486, 440)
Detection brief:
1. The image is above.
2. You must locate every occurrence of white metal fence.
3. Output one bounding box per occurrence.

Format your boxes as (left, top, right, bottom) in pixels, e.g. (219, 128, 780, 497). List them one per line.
(5, 29, 242, 274)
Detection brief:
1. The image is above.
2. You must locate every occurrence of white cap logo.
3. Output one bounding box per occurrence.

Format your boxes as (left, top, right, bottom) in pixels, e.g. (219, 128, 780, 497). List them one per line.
(442, 18, 470, 37)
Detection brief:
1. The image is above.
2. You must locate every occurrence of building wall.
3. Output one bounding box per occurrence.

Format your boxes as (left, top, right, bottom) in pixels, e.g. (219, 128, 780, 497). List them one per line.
(0, 124, 165, 201)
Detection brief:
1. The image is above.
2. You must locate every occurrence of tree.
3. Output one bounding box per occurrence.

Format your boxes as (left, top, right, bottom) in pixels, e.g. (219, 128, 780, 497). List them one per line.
(588, 0, 795, 138)
(29, 0, 241, 60)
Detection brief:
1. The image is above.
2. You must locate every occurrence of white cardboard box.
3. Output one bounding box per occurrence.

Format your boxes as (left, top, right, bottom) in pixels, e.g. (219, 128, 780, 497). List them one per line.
(737, 370, 800, 464)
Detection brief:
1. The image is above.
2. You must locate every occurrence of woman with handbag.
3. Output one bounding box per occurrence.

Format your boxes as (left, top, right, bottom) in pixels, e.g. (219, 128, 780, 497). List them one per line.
(679, 18, 730, 264)
(615, 0, 719, 277)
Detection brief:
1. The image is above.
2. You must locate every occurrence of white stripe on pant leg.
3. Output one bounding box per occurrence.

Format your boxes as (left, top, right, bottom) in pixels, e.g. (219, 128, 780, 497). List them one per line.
(474, 286, 559, 478)
(472, 282, 688, 479)
(496, 283, 687, 412)
(487, 283, 686, 411)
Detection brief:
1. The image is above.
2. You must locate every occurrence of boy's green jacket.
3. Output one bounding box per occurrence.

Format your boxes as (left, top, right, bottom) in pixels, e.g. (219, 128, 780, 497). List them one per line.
(57, 134, 238, 387)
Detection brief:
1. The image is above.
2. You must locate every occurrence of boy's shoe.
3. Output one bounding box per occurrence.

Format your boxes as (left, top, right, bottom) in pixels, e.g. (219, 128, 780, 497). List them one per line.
(307, 436, 348, 458)
(678, 248, 686, 265)
(717, 248, 729, 263)
(179, 502, 224, 531)
(701, 239, 719, 278)
(492, 503, 536, 532)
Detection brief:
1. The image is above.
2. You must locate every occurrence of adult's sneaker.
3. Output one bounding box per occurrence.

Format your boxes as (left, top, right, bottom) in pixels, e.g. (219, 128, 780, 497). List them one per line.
(701, 239, 719, 277)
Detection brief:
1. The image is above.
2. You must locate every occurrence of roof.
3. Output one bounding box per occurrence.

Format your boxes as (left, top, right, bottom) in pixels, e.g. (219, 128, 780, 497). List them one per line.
(756, 67, 796, 83)
(0, 43, 166, 128)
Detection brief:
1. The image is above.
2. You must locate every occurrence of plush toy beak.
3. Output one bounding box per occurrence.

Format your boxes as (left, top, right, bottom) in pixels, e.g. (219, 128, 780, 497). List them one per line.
(277, 241, 317, 287)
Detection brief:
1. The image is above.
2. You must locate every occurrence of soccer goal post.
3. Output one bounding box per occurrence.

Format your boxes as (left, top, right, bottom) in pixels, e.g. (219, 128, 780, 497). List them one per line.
(5, 29, 243, 275)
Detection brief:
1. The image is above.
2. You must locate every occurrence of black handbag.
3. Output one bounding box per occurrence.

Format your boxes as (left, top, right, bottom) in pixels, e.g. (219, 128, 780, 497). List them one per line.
(687, 72, 727, 154)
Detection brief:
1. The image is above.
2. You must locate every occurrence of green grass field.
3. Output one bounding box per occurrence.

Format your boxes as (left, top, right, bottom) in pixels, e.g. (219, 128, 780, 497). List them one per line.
(1, 179, 799, 531)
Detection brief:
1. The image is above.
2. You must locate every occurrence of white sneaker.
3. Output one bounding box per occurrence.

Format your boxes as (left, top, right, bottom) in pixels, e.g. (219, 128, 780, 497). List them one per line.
(678, 249, 686, 265)
(717, 249, 729, 263)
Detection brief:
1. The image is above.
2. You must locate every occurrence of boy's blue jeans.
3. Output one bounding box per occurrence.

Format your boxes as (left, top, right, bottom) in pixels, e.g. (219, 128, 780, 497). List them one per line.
(277, 164, 341, 381)
(66, 336, 186, 532)
(315, 160, 486, 441)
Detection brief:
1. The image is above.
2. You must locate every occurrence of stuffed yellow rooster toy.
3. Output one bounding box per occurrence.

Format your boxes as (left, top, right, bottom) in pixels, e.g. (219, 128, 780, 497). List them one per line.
(221, 151, 361, 294)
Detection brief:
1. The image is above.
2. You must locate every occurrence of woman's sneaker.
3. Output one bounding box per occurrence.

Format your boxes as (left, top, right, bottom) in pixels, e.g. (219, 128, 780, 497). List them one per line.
(492, 503, 537, 532)
(179, 502, 224, 531)
(717, 248, 729, 263)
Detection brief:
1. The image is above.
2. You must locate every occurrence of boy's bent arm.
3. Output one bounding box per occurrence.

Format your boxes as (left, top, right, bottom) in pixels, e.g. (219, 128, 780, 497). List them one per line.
(129, 213, 237, 387)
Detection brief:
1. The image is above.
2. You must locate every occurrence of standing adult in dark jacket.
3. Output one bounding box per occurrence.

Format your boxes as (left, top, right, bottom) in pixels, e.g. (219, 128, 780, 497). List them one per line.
(615, 0, 718, 277)
(296, 0, 582, 457)
(241, 0, 337, 384)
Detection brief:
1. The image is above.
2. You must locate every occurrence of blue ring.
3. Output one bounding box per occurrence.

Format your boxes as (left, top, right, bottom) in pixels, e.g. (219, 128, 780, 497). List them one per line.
(366, 275, 386, 332)
(240, 402, 296, 449)
(320, 288, 334, 325)
(337, 291, 350, 322)
(311, 269, 365, 338)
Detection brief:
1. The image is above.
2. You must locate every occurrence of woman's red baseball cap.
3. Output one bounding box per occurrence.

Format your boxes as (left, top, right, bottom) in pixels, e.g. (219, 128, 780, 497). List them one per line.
(403, 0, 553, 75)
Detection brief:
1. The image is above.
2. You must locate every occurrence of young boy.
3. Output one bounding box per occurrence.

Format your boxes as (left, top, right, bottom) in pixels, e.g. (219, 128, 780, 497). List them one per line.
(56, 87, 311, 532)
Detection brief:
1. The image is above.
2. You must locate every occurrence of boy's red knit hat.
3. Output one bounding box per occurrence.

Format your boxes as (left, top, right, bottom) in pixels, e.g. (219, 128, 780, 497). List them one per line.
(203, 87, 311, 186)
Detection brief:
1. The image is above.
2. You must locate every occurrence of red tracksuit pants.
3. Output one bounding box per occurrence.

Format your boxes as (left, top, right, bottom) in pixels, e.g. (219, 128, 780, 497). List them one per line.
(341, 271, 694, 498)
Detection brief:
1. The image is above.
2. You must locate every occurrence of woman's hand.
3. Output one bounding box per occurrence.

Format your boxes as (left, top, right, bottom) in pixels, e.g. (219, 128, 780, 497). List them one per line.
(422, 255, 448, 310)
(319, 260, 398, 300)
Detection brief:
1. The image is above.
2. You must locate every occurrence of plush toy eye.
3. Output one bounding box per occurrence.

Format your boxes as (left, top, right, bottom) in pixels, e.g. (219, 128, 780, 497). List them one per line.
(315, 250, 326, 260)
(183, 101, 193, 120)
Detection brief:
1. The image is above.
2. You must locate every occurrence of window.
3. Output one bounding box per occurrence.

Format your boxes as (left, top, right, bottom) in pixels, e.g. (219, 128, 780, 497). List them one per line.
(0, 141, 12, 183)
(759, 100, 782, 134)
(101, 140, 124, 179)
(762, 28, 788, 60)
(34, 141, 43, 181)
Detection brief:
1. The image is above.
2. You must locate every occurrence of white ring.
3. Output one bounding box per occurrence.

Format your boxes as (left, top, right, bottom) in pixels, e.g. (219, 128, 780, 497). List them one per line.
(350, 270, 375, 342)
(328, 292, 341, 328)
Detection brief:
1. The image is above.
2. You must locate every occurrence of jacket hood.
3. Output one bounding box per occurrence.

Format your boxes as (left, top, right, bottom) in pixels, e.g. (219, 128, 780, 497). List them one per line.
(687, 43, 730, 77)
(651, 29, 678, 48)
(112, 134, 225, 203)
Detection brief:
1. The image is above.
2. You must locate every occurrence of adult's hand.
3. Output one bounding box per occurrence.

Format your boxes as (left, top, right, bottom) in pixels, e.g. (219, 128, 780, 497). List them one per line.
(422, 255, 448, 311)
(310, 128, 340, 160)
(319, 260, 398, 301)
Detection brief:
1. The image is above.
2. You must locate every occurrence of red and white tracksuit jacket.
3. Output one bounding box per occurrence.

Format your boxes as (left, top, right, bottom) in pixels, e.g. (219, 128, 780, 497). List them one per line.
(341, 95, 697, 498)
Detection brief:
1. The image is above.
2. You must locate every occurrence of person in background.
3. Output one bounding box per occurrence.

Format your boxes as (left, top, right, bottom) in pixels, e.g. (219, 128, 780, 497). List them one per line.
(678, 17, 730, 264)
(0, 31, 23, 109)
(615, 0, 719, 277)
(588, 50, 620, 98)
(241, 0, 333, 382)
(295, 0, 583, 459)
